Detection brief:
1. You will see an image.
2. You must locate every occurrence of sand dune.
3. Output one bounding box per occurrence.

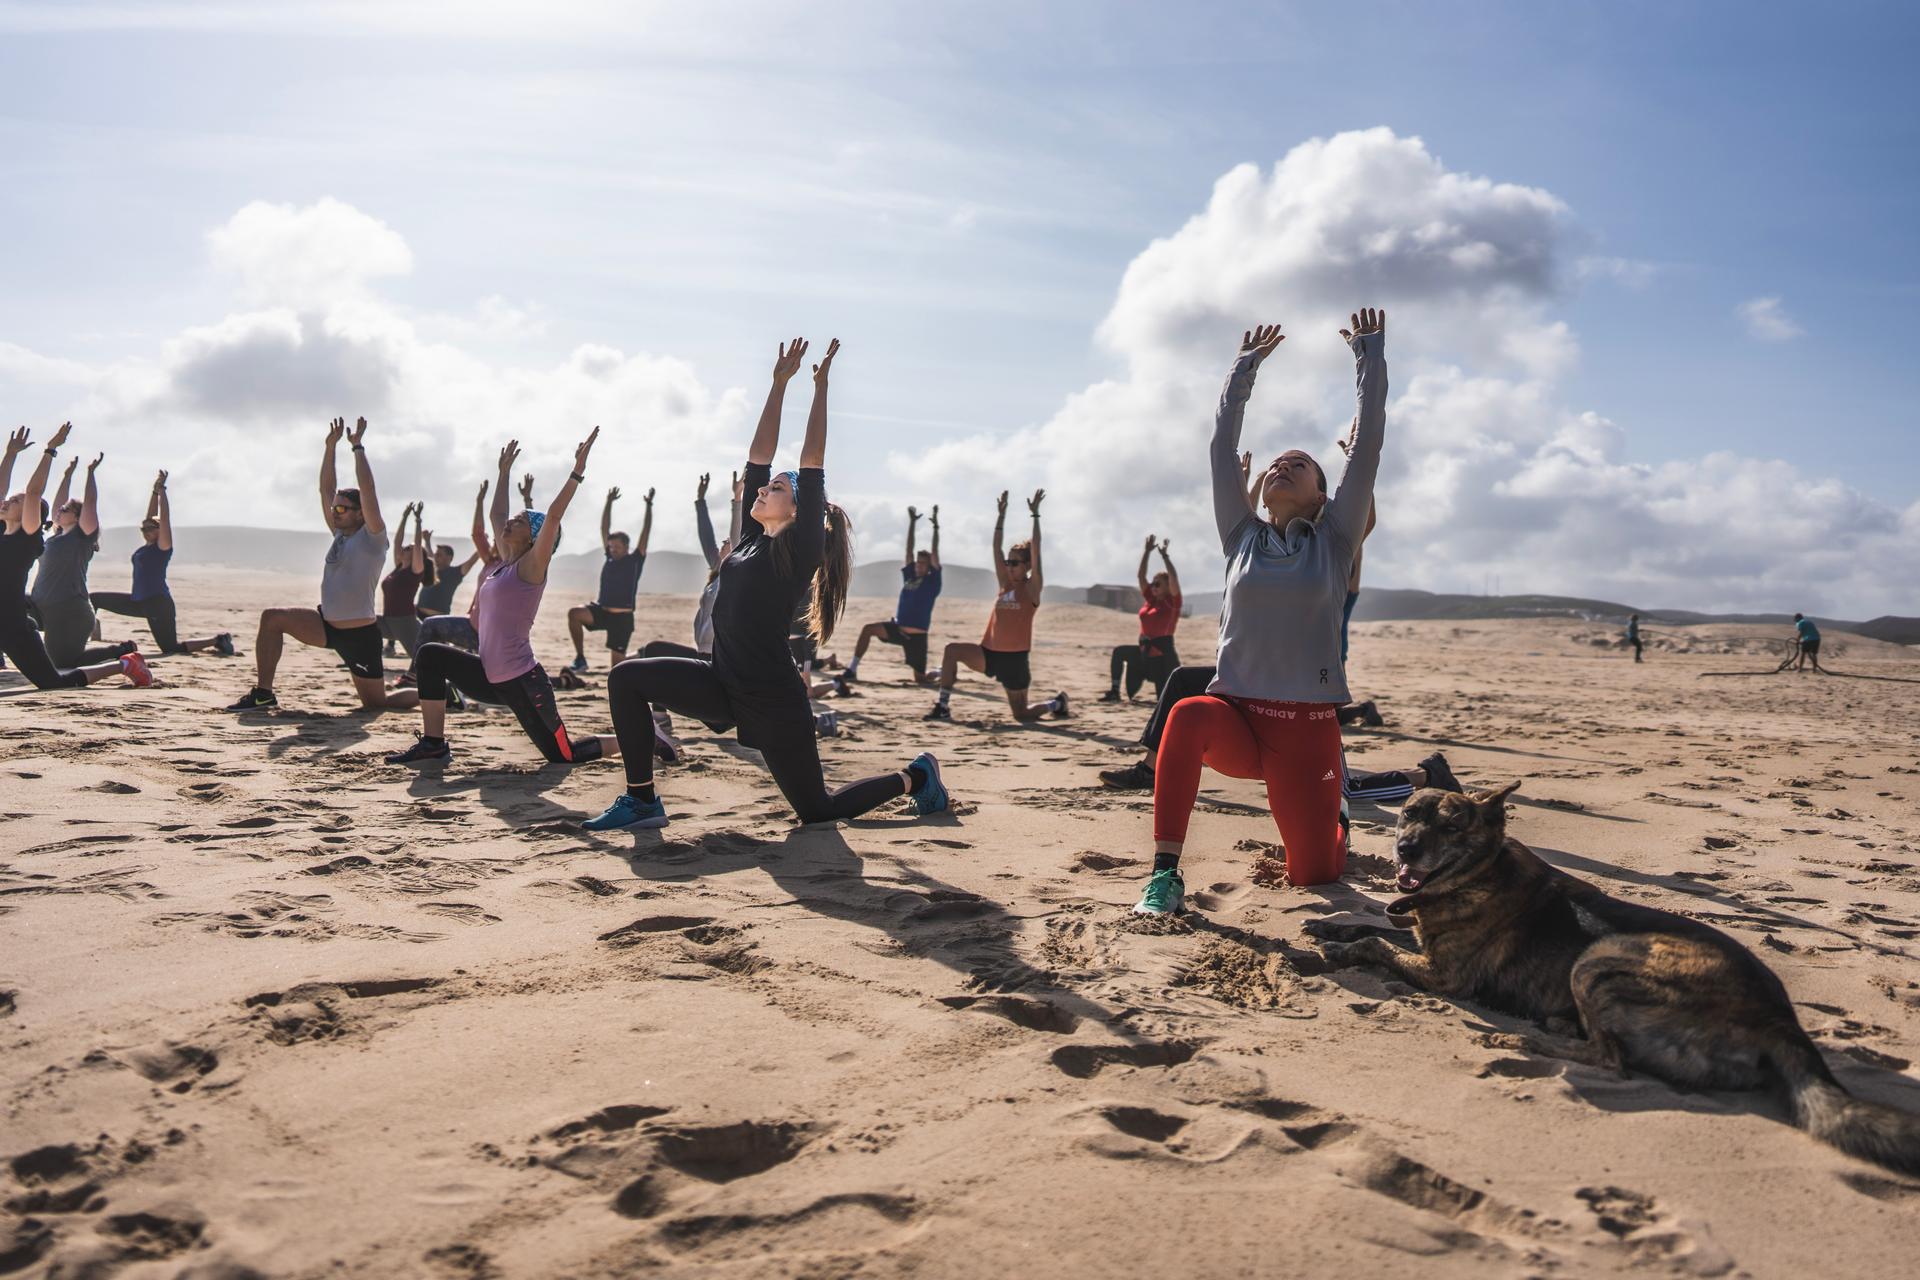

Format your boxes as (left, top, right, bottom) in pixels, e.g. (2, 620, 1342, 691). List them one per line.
(4, 568, 1920, 1277)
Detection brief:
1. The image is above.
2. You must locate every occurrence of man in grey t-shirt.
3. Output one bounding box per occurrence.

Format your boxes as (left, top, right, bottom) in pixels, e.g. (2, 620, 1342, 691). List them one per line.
(226, 417, 424, 713)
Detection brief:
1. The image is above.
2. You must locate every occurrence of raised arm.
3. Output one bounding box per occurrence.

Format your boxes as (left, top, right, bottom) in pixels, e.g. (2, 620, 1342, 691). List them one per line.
(600, 487, 618, 546)
(520, 429, 598, 585)
(348, 416, 386, 537)
(694, 474, 720, 569)
(20, 422, 70, 535)
(1159, 538, 1180, 597)
(749, 338, 808, 465)
(468, 480, 493, 567)
(1324, 309, 1387, 551)
(637, 488, 654, 556)
(0, 426, 29, 497)
(727, 470, 744, 546)
(51, 457, 75, 516)
(407, 506, 427, 575)
(1136, 533, 1154, 599)
(319, 416, 345, 533)
(392, 500, 411, 567)
(80, 454, 102, 537)
(991, 490, 1009, 582)
(1025, 488, 1046, 602)
(154, 472, 173, 551)
(904, 507, 919, 565)
(929, 505, 940, 567)
(798, 339, 838, 470)
(1211, 324, 1284, 548)
(491, 443, 518, 549)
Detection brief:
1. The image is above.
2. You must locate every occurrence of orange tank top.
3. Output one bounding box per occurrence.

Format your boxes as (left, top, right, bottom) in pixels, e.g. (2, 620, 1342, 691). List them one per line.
(982, 583, 1037, 652)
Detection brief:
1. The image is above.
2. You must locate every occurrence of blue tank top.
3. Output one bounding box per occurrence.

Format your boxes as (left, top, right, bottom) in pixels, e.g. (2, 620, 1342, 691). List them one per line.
(131, 544, 172, 601)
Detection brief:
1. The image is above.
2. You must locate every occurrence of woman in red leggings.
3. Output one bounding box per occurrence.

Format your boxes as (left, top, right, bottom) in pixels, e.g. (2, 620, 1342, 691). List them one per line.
(1133, 307, 1387, 915)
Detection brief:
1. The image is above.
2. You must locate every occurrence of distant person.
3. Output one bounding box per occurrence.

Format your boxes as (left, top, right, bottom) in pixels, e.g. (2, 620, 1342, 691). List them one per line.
(1626, 613, 1642, 663)
(225, 417, 422, 712)
(31, 451, 138, 667)
(413, 515, 484, 622)
(927, 489, 1067, 723)
(2, 423, 153, 690)
(88, 469, 232, 658)
(396, 483, 496, 695)
(641, 471, 743, 662)
(378, 501, 434, 658)
(843, 505, 942, 687)
(1102, 534, 1181, 702)
(1792, 612, 1823, 673)
(567, 485, 651, 671)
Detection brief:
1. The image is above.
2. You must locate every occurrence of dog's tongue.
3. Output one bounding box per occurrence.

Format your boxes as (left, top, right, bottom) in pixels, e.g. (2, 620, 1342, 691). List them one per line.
(1395, 867, 1423, 892)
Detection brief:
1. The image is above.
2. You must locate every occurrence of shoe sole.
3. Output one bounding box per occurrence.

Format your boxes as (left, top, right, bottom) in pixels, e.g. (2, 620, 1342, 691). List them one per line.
(1131, 901, 1185, 916)
(584, 812, 670, 832)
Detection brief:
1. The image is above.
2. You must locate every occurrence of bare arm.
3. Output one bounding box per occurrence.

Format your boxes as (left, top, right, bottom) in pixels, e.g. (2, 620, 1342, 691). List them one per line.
(407, 508, 426, 575)
(0, 426, 28, 497)
(749, 338, 808, 465)
(21, 422, 69, 535)
(52, 458, 75, 516)
(520, 429, 598, 585)
(80, 454, 101, 537)
(1136, 534, 1154, 599)
(1025, 489, 1046, 602)
(991, 490, 1009, 583)
(905, 507, 919, 565)
(319, 416, 344, 533)
(1160, 539, 1180, 596)
(798, 339, 838, 469)
(637, 488, 654, 556)
(155, 473, 173, 552)
(347, 417, 385, 537)
(600, 488, 616, 545)
(491, 444, 518, 550)
(929, 505, 940, 567)
(469, 480, 493, 565)
(727, 470, 743, 546)
(392, 501, 410, 566)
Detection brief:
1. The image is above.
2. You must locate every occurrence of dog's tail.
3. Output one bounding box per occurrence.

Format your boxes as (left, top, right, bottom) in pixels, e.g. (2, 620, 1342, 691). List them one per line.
(1771, 1033, 1920, 1176)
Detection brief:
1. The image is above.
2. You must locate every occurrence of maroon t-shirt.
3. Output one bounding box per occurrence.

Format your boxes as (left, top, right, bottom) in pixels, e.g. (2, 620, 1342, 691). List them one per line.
(380, 565, 427, 617)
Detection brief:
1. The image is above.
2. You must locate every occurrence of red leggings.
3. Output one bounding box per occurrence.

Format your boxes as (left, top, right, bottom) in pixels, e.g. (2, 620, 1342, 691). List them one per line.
(1152, 695, 1346, 886)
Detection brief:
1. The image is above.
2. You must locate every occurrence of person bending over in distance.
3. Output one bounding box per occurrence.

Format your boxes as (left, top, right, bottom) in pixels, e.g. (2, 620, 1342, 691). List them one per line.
(0, 424, 153, 689)
(843, 505, 942, 688)
(1792, 612, 1823, 673)
(567, 484, 652, 671)
(226, 417, 422, 713)
(387, 433, 620, 767)
(927, 489, 1067, 723)
(378, 501, 434, 658)
(88, 469, 232, 659)
(1134, 308, 1388, 915)
(584, 338, 947, 831)
(32, 451, 139, 668)
(1102, 535, 1182, 703)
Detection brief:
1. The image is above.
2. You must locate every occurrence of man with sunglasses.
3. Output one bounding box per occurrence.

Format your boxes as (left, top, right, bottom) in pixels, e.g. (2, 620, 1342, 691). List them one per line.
(226, 417, 421, 713)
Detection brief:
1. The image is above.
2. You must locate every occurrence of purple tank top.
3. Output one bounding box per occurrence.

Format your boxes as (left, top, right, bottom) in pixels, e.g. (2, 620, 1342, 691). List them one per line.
(475, 558, 544, 684)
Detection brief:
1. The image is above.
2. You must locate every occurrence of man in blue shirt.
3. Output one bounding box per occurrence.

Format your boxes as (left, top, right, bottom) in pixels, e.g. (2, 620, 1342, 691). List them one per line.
(843, 506, 941, 686)
(1792, 612, 1823, 673)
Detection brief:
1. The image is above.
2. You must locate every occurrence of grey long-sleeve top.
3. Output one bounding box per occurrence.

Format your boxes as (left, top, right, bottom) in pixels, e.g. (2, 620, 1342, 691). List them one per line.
(1208, 330, 1386, 704)
(691, 491, 744, 654)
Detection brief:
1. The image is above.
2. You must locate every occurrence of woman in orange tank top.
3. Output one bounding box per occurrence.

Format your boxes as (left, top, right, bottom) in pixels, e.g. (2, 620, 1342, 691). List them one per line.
(926, 489, 1068, 724)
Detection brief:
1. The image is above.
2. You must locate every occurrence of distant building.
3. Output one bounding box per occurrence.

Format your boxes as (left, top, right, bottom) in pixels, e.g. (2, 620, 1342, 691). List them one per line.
(1085, 584, 1191, 617)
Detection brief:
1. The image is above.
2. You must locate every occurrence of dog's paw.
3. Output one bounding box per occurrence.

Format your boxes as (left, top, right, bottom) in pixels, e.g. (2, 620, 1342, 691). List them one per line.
(1314, 940, 1362, 967)
(1303, 917, 1372, 943)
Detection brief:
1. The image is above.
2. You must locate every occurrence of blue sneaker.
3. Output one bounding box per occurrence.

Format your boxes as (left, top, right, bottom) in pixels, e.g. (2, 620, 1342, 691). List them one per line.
(908, 752, 948, 816)
(582, 793, 668, 832)
(569, 655, 589, 673)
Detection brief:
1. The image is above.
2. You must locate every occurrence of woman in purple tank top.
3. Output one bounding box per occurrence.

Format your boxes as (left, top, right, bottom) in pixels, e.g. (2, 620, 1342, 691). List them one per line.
(385, 431, 619, 768)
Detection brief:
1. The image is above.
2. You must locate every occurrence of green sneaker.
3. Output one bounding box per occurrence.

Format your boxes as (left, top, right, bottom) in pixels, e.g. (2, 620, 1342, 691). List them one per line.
(1133, 867, 1186, 916)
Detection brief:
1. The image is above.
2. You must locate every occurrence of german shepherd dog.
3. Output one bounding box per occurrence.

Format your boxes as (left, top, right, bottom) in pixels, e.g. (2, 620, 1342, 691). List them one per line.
(1306, 783, 1920, 1176)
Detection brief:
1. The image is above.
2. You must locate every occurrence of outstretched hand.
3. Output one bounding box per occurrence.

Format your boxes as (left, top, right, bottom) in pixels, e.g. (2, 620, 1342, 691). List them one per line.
(930, 504, 939, 528)
(86, 452, 103, 473)
(1143, 532, 1156, 551)
(47, 421, 73, 451)
(1158, 538, 1172, 556)
(347, 416, 369, 447)
(811, 337, 840, 384)
(4, 426, 28, 456)
(325, 417, 345, 448)
(908, 506, 920, 523)
(697, 473, 710, 500)
(607, 485, 623, 503)
(1338, 307, 1385, 344)
(1239, 323, 1285, 366)
(644, 487, 655, 506)
(1027, 488, 1046, 517)
(422, 527, 434, 548)
(519, 473, 534, 503)
(61, 457, 78, 477)
(995, 490, 1009, 520)
(772, 337, 809, 384)
(155, 469, 168, 491)
(572, 427, 600, 476)
(498, 441, 521, 474)
(730, 470, 741, 500)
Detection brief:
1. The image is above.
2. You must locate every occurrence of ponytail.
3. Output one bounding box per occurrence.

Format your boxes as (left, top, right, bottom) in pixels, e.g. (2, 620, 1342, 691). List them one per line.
(806, 503, 853, 644)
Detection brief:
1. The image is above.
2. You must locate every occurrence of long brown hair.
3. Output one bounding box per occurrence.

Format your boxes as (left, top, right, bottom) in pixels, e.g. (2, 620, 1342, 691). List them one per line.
(806, 503, 853, 643)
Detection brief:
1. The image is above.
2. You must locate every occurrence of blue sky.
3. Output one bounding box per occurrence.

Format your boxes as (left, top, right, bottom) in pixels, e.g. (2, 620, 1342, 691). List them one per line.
(1, 1, 1914, 614)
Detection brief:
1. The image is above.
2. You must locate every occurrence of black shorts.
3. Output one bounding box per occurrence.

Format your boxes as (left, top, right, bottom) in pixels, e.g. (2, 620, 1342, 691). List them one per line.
(788, 633, 818, 671)
(879, 621, 930, 673)
(584, 603, 635, 652)
(323, 618, 383, 679)
(982, 647, 1030, 691)
(1801, 639, 1820, 656)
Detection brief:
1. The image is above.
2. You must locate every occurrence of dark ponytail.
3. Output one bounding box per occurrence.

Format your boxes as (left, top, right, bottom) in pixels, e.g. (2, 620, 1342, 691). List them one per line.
(807, 503, 853, 644)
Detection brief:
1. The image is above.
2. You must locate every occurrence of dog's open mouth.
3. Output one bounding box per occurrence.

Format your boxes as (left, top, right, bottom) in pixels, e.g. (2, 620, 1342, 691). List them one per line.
(1395, 863, 1424, 893)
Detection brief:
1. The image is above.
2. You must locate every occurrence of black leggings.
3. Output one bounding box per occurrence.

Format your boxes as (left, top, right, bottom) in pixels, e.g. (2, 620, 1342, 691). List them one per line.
(1, 611, 89, 690)
(91, 592, 180, 654)
(607, 655, 906, 824)
(1109, 635, 1179, 697)
(642, 639, 705, 660)
(415, 642, 603, 764)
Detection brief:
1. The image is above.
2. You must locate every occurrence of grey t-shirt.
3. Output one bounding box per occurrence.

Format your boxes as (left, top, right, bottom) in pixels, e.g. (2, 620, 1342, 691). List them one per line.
(320, 525, 387, 622)
(30, 529, 97, 606)
(1208, 332, 1386, 704)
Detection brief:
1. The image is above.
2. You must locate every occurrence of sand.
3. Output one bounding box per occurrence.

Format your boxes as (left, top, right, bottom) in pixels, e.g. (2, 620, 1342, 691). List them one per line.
(4, 567, 1920, 1278)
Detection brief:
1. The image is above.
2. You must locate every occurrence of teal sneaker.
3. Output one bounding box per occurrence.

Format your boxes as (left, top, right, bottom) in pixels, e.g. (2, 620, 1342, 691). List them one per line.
(582, 793, 669, 832)
(908, 752, 947, 816)
(1132, 867, 1185, 916)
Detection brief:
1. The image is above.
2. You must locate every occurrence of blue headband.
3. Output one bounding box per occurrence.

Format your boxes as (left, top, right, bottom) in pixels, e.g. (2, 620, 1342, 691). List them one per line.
(781, 469, 801, 494)
(522, 509, 545, 537)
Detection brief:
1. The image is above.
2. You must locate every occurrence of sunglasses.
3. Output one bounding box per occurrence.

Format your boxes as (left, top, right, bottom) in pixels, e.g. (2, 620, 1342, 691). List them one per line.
(331, 504, 361, 515)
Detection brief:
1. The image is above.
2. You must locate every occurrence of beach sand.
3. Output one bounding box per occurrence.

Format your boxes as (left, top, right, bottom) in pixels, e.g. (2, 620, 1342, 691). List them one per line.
(5, 567, 1920, 1278)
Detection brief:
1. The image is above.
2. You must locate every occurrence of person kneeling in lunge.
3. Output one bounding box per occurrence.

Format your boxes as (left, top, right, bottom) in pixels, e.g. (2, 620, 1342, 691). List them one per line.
(926, 490, 1066, 723)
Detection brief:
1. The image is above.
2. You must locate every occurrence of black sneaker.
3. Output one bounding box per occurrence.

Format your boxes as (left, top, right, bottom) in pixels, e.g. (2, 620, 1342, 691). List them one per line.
(1099, 760, 1155, 790)
(225, 687, 277, 711)
(1098, 689, 1121, 703)
(446, 686, 468, 711)
(1418, 751, 1463, 794)
(1051, 691, 1071, 719)
(924, 702, 952, 721)
(213, 632, 236, 657)
(387, 736, 451, 765)
(1358, 699, 1384, 727)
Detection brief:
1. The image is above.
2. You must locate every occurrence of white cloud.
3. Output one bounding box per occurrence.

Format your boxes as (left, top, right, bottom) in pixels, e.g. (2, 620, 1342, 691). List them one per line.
(208, 198, 414, 310)
(1738, 295, 1804, 342)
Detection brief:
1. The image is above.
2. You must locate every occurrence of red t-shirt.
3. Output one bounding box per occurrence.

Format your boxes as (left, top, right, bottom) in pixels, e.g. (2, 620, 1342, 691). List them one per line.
(1139, 592, 1180, 639)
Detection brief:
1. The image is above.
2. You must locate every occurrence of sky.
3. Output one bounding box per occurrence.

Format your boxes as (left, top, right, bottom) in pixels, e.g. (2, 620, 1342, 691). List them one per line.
(1, 0, 1915, 616)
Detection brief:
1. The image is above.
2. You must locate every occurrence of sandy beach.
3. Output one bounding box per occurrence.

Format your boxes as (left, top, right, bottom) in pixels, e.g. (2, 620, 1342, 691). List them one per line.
(5, 566, 1920, 1278)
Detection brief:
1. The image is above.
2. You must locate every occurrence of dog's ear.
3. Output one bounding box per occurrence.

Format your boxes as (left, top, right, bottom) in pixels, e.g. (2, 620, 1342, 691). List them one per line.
(1473, 781, 1521, 826)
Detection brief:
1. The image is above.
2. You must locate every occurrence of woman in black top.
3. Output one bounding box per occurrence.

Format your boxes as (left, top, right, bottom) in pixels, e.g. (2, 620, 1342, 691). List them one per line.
(1, 424, 152, 690)
(584, 339, 947, 831)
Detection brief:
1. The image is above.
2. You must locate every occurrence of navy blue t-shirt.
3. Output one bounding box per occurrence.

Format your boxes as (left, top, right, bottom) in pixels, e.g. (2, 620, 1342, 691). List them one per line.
(895, 564, 941, 630)
(598, 553, 645, 608)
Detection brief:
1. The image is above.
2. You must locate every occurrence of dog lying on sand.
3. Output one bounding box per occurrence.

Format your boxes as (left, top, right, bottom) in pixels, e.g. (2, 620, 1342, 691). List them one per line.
(1306, 783, 1920, 1176)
